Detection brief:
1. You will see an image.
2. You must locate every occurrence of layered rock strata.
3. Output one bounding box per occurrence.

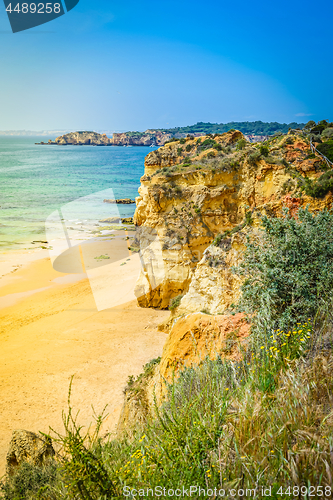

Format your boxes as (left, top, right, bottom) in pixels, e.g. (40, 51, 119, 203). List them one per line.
(134, 130, 332, 310)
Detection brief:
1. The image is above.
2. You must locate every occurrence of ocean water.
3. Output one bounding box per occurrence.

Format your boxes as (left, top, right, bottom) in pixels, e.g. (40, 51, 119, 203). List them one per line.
(0, 137, 154, 251)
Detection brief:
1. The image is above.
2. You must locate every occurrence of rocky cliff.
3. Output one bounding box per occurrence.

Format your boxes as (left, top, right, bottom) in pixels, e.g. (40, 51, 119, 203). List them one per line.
(111, 130, 172, 146)
(37, 131, 112, 146)
(133, 129, 333, 312)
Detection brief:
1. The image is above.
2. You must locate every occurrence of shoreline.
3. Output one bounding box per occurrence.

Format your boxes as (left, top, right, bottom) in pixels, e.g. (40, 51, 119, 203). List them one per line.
(0, 245, 169, 476)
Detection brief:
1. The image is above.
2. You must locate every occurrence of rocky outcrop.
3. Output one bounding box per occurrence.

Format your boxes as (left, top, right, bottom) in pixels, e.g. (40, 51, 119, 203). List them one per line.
(111, 130, 172, 146)
(133, 130, 333, 311)
(103, 198, 135, 204)
(37, 131, 112, 146)
(99, 217, 134, 224)
(159, 312, 251, 382)
(6, 430, 55, 475)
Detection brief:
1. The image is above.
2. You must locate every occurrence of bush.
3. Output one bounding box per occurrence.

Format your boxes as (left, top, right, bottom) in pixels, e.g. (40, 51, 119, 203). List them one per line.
(199, 138, 217, 150)
(259, 144, 269, 156)
(185, 144, 193, 152)
(322, 128, 333, 140)
(248, 150, 261, 164)
(316, 139, 333, 162)
(0, 461, 59, 500)
(303, 169, 333, 198)
(236, 138, 246, 150)
(177, 147, 182, 156)
(233, 207, 333, 332)
(179, 138, 186, 144)
(169, 294, 183, 310)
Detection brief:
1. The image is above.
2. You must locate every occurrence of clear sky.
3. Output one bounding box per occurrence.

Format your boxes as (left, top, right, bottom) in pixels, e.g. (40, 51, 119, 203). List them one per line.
(0, 0, 332, 131)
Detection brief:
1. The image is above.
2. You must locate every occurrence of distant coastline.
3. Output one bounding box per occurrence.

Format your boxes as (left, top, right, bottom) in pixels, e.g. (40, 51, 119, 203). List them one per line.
(35, 121, 305, 148)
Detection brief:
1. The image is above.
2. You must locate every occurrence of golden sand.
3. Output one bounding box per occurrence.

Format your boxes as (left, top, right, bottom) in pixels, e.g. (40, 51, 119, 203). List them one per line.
(0, 253, 168, 476)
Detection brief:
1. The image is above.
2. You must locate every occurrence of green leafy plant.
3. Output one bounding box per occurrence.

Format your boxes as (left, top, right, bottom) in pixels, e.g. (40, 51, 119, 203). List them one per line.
(49, 378, 116, 500)
(260, 144, 269, 156)
(233, 207, 333, 332)
(236, 138, 246, 150)
(0, 462, 59, 500)
(248, 150, 262, 164)
(169, 294, 184, 310)
(316, 140, 333, 162)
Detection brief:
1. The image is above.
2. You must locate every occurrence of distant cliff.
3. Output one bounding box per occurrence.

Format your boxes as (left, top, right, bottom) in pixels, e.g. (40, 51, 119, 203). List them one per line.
(111, 130, 173, 146)
(37, 131, 112, 146)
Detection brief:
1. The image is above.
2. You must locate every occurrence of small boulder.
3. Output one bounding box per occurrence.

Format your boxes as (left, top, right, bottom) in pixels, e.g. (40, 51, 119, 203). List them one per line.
(6, 430, 55, 476)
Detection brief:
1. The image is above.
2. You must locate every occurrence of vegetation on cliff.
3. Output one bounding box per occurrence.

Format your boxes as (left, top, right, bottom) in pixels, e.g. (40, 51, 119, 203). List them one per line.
(159, 120, 305, 137)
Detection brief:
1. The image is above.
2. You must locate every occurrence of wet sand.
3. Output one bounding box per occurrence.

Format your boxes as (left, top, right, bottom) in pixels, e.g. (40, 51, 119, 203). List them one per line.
(0, 253, 169, 476)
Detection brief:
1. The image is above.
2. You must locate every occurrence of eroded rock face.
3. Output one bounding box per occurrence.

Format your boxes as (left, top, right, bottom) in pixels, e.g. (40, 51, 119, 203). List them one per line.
(178, 232, 246, 315)
(134, 130, 332, 310)
(6, 430, 55, 475)
(158, 312, 251, 383)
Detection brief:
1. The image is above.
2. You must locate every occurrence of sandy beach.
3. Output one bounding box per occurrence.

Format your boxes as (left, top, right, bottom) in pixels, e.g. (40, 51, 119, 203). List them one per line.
(0, 247, 169, 476)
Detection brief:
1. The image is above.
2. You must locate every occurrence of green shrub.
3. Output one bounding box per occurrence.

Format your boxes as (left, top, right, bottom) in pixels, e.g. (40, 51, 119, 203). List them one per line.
(248, 150, 262, 164)
(0, 461, 59, 500)
(259, 144, 269, 156)
(303, 169, 333, 198)
(316, 140, 333, 162)
(49, 379, 116, 499)
(177, 147, 182, 156)
(233, 207, 333, 332)
(322, 128, 333, 140)
(169, 294, 183, 310)
(213, 142, 222, 151)
(164, 137, 178, 144)
(236, 138, 246, 150)
(197, 138, 217, 152)
(179, 138, 186, 144)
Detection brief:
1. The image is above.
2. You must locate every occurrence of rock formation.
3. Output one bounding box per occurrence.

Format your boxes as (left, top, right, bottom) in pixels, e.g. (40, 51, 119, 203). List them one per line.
(6, 430, 55, 475)
(133, 130, 333, 311)
(103, 198, 135, 204)
(37, 131, 112, 146)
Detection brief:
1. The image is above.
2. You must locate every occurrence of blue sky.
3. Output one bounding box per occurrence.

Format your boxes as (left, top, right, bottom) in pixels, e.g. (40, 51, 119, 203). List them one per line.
(0, 0, 332, 131)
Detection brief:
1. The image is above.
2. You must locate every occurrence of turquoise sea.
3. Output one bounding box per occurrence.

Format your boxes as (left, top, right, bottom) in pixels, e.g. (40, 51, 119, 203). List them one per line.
(0, 137, 155, 251)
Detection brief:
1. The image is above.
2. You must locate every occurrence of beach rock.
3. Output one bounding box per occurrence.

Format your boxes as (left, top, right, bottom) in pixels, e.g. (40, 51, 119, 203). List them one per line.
(99, 217, 121, 223)
(6, 430, 55, 475)
(121, 217, 134, 224)
(103, 198, 135, 204)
